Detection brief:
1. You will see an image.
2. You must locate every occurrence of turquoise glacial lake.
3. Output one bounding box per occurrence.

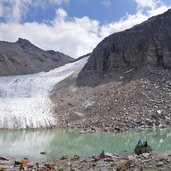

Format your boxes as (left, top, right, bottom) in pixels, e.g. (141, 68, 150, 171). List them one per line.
(0, 128, 170, 161)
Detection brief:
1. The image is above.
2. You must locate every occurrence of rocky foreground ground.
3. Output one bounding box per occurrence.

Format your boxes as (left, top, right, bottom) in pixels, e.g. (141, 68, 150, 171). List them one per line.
(51, 65, 171, 133)
(0, 151, 171, 171)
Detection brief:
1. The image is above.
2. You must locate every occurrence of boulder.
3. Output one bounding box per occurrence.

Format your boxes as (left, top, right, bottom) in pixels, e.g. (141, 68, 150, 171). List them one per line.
(134, 140, 152, 155)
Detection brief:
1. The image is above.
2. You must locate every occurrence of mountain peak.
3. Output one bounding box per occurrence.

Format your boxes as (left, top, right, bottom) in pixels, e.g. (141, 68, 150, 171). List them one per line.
(16, 38, 33, 48)
(0, 38, 73, 76)
(166, 8, 171, 13)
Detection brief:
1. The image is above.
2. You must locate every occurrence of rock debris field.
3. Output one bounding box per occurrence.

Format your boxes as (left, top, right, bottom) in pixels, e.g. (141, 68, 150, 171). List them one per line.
(52, 65, 171, 133)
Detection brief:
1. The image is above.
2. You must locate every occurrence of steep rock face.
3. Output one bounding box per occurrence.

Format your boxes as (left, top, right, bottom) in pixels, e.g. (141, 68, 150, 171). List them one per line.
(0, 38, 74, 76)
(77, 9, 171, 86)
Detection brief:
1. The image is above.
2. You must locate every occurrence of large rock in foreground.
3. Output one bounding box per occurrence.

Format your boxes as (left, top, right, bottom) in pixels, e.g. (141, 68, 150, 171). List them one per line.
(0, 38, 74, 76)
(77, 9, 171, 86)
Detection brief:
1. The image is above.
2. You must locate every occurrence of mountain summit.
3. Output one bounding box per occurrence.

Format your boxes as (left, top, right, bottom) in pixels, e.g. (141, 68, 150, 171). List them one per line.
(16, 38, 34, 48)
(0, 38, 74, 76)
(77, 9, 171, 86)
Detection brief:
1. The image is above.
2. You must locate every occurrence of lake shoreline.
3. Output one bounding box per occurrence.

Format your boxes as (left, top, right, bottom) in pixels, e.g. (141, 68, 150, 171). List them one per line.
(0, 127, 171, 170)
(57, 124, 171, 134)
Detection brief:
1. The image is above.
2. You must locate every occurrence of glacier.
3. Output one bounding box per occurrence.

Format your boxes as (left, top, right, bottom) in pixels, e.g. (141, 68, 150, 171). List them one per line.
(0, 57, 88, 129)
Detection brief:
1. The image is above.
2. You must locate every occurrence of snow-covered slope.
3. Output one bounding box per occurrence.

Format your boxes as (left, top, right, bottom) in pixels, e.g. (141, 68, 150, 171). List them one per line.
(0, 57, 88, 128)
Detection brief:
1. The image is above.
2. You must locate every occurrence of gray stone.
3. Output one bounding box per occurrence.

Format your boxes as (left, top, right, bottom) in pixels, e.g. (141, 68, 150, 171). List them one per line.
(157, 110, 162, 114)
(142, 153, 150, 158)
(157, 161, 164, 167)
(104, 152, 113, 158)
(100, 167, 108, 171)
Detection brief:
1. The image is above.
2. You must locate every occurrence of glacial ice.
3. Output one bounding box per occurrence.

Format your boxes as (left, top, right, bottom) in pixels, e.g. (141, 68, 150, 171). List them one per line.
(0, 57, 88, 128)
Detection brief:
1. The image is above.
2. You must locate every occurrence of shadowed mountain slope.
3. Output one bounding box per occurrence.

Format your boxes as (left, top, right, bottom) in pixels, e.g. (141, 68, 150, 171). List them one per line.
(0, 38, 74, 76)
(77, 9, 171, 86)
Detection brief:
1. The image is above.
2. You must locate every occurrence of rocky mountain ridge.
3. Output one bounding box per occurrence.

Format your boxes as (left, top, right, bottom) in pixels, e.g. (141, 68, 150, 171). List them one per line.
(0, 38, 74, 76)
(77, 9, 171, 86)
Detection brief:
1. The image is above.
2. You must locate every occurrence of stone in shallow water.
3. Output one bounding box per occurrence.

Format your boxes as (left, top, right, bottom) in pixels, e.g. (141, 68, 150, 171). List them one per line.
(134, 140, 152, 155)
(40, 152, 47, 155)
(0, 157, 9, 161)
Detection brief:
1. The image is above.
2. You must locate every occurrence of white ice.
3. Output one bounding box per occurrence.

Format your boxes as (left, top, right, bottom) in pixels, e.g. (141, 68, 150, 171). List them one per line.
(0, 57, 88, 128)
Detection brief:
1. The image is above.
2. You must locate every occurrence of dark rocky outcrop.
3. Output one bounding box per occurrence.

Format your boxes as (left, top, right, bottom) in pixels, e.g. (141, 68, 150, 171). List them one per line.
(77, 9, 171, 86)
(0, 38, 74, 76)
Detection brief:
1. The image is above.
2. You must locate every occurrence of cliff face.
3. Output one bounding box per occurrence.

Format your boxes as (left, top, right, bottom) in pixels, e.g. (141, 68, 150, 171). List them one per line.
(0, 38, 74, 76)
(77, 9, 171, 86)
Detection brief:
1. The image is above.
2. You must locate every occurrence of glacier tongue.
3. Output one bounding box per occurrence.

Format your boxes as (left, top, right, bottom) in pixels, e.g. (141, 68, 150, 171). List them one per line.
(0, 57, 88, 129)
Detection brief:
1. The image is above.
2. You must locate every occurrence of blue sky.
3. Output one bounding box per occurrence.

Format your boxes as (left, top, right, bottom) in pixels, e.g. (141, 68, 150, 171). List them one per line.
(25, 0, 137, 24)
(0, 0, 171, 57)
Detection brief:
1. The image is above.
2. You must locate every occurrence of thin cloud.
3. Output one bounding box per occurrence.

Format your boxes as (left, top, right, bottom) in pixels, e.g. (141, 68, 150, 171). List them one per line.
(50, 0, 70, 5)
(0, 0, 70, 23)
(0, 4, 3, 17)
(0, 0, 33, 23)
(135, 0, 164, 9)
(101, 0, 112, 8)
